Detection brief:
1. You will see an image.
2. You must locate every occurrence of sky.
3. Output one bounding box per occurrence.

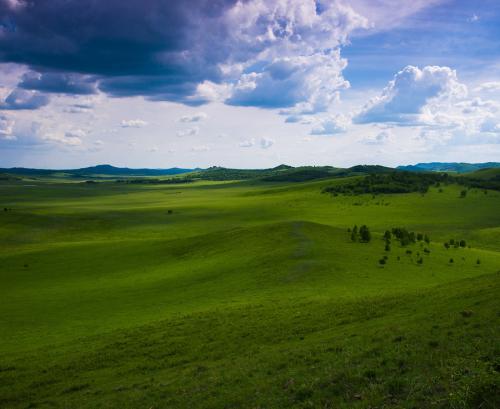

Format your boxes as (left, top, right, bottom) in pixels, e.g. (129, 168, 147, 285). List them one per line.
(0, 0, 499, 169)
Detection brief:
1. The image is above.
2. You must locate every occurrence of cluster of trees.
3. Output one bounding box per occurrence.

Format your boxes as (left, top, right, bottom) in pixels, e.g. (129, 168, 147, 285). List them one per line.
(348, 225, 371, 242)
(324, 171, 450, 195)
(444, 239, 467, 249)
(115, 178, 194, 184)
(387, 227, 430, 247)
(455, 173, 500, 192)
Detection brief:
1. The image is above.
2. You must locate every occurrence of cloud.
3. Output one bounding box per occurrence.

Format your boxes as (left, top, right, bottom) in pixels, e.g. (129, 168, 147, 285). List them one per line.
(19, 71, 97, 95)
(310, 115, 350, 135)
(121, 119, 148, 128)
(354, 65, 467, 125)
(191, 145, 210, 152)
(468, 14, 479, 22)
(259, 137, 274, 149)
(0, 89, 49, 110)
(362, 129, 393, 145)
(0, 0, 368, 110)
(239, 138, 255, 148)
(179, 112, 208, 123)
(63, 101, 94, 113)
(65, 129, 86, 139)
(474, 81, 500, 93)
(177, 127, 199, 137)
(0, 114, 15, 140)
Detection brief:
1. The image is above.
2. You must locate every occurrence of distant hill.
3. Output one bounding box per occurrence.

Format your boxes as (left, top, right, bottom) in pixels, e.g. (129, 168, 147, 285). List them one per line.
(397, 162, 500, 174)
(0, 164, 196, 178)
(192, 164, 399, 182)
(1, 163, 402, 182)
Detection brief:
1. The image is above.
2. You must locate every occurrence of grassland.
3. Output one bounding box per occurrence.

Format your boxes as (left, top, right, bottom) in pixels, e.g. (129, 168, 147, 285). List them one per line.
(0, 174, 499, 408)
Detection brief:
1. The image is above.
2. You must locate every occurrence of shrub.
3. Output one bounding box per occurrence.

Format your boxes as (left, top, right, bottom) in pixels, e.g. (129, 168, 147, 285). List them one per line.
(459, 239, 466, 247)
(460, 190, 467, 198)
(379, 258, 386, 265)
(449, 258, 454, 263)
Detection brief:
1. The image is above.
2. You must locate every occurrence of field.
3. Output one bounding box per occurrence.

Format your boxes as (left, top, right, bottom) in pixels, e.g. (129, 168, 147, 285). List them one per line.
(1, 175, 499, 408)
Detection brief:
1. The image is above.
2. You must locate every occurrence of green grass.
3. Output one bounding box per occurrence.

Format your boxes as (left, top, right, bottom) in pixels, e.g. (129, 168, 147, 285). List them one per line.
(0, 177, 499, 408)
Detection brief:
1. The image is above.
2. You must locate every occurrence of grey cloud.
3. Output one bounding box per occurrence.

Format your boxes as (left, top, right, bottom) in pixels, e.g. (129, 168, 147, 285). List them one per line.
(0, 89, 49, 110)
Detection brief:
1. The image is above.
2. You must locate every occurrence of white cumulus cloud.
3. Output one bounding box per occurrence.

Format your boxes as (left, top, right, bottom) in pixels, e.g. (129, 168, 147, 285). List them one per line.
(311, 114, 350, 135)
(354, 65, 467, 125)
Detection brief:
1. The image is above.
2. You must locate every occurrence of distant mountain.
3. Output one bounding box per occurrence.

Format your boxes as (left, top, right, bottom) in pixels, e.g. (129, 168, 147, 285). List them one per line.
(397, 162, 500, 174)
(0, 164, 197, 177)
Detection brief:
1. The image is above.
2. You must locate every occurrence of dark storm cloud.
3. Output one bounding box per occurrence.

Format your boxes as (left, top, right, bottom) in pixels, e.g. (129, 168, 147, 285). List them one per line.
(0, 0, 237, 100)
(19, 72, 98, 95)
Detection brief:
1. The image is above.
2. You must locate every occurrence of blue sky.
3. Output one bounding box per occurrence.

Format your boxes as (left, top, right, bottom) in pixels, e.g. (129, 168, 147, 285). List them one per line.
(0, 0, 499, 169)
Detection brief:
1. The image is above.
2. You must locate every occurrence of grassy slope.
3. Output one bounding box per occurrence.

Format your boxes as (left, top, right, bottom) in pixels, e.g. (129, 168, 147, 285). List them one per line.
(0, 177, 499, 408)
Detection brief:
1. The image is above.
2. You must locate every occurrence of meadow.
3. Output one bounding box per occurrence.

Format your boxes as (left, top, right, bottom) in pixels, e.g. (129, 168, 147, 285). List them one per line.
(0, 173, 499, 408)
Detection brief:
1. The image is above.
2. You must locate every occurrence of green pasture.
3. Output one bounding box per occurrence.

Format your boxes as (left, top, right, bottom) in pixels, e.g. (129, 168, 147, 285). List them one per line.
(0, 177, 499, 408)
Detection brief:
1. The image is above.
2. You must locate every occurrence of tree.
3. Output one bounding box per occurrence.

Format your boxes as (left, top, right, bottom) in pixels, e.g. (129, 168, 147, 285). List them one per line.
(384, 230, 392, 241)
(385, 243, 391, 252)
(359, 225, 371, 242)
(460, 190, 467, 198)
(476, 258, 481, 265)
(459, 239, 466, 248)
(351, 225, 358, 242)
(444, 242, 450, 249)
(449, 258, 454, 263)
(424, 234, 430, 244)
(379, 258, 386, 266)
(417, 233, 423, 241)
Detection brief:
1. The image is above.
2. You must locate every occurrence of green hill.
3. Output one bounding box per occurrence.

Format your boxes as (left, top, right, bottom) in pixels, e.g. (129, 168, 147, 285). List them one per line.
(0, 173, 499, 408)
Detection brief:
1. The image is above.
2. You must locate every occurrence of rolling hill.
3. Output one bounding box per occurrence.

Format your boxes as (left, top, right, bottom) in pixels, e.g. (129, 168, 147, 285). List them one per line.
(0, 168, 499, 408)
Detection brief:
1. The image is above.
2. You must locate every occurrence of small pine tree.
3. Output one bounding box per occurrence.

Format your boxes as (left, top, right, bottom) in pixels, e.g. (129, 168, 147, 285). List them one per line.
(416, 233, 423, 241)
(449, 258, 454, 263)
(444, 242, 450, 249)
(359, 225, 371, 242)
(379, 258, 386, 266)
(384, 230, 392, 241)
(424, 235, 430, 244)
(460, 190, 467, 198)
(476, 258, 481, 265)
(385, 243, 391, 252)
(459, 239, 466, 248)
(351, 225, 358, 242)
